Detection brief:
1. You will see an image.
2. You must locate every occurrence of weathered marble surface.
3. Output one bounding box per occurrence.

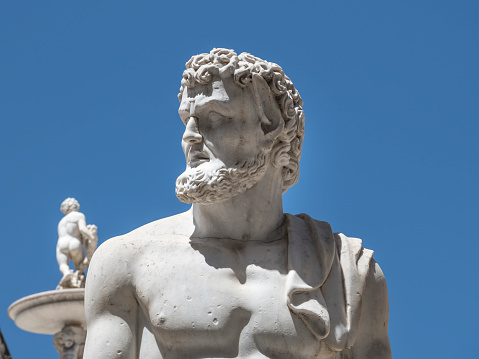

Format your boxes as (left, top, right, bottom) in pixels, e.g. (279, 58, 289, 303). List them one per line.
(8, 288, 86, 359)
(84, 48, 391, 358)
(53, 325, 86, 359)
(56, 198, 98, 289)
(8, 289, 85, 334)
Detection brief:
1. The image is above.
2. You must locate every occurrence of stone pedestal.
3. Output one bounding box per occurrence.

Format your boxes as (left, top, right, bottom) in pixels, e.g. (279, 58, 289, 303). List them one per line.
(8, 289, 86, 359)
(53, 325, 86, 359)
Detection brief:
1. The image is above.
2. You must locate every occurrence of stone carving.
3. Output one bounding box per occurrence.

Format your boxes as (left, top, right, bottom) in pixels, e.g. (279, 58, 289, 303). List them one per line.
(84, 48, 391, 358)
(56, 198, 98, 290)
(53, 325, 86, 359)
(9, 198, 92, 359)
(0, 329, 12, 359)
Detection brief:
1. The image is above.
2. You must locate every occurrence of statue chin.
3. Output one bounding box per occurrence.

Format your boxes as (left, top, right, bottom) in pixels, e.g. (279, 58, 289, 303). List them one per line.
(175, 151, 268, 205)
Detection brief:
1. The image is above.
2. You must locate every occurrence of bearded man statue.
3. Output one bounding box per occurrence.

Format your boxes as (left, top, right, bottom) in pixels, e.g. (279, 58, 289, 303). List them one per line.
(84, 48, 392, 359)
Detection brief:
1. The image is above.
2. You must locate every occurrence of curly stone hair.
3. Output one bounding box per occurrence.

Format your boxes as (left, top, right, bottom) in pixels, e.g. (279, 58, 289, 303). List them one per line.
(178, 48, 305, 193)
(60, 197, 80, 214)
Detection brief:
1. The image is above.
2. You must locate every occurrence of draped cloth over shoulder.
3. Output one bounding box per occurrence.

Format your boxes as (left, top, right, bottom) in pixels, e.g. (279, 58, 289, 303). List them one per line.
(285, 214, 374, 352)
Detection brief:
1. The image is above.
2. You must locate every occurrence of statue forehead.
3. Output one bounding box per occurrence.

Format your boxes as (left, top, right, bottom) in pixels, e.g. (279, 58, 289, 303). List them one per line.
(179, 75, 248, 116)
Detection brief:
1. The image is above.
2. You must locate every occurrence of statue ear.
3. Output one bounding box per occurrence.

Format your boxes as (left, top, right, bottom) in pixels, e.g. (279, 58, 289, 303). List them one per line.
(251, 73, 283, 142)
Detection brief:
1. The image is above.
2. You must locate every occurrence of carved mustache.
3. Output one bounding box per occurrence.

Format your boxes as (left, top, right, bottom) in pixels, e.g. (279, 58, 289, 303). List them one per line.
(187, 148, 210, 164)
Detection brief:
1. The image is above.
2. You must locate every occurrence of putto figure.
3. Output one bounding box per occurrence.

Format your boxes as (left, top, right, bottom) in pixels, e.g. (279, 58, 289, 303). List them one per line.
(56, 198, 98, 290)
(85, 49, 391, 358)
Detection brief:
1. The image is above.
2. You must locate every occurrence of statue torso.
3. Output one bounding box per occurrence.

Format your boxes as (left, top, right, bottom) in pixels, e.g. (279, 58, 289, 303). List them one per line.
(84, 212, 390, 359)
(132, 231, 334, 359)
(57, 212, 82, 251)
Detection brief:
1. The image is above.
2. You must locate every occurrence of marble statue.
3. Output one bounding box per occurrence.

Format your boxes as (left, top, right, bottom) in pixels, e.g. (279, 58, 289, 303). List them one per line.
(9, 197, 95, 359)
(56, 198, 98, 289)
(84, 48, 391, 358)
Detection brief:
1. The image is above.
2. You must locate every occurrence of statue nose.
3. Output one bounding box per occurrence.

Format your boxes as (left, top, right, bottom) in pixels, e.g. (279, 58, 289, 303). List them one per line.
(182, 116, 203, 144)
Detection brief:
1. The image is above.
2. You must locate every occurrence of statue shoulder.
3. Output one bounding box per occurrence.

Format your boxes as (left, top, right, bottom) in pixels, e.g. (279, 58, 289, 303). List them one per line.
(64, 211, 85, 222)
(352, 258, 391, 358)
(285, 214, 390, 355)
(334, 233, 391, 357)
(122, 210, 194, 245)
(89, 211, 194, 272)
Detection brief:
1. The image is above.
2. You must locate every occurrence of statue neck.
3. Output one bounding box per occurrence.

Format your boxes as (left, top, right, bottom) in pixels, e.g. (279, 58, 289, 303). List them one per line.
(191, 167, 284, 242)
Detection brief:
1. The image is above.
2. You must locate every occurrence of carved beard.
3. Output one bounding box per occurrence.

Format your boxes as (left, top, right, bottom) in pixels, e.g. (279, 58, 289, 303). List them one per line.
(175, 151, 268, 204)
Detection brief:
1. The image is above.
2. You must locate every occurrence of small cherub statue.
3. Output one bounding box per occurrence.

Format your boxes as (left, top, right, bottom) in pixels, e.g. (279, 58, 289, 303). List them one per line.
(56, 198, 98, 290)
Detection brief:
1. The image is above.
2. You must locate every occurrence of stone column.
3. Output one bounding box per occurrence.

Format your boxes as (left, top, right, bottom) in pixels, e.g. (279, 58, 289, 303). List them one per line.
(53, 325, 86, 359)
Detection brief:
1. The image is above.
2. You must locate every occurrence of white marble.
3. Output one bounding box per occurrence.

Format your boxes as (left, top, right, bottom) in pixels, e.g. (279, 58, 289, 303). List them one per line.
(56, 198, 98, 289)
(8, 289, 85, 335)
(9, 198, 95, 359)
(84, 48, 391, 359)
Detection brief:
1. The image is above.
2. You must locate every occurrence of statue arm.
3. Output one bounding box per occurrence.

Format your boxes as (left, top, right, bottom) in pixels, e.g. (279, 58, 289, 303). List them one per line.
(84, 239, 138, 359)
(77, 214, 94, 241)
(352, 259, 392, 359)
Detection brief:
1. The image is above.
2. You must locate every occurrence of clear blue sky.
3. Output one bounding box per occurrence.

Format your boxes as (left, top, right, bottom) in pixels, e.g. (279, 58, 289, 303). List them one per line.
(1, 1, 478, 358)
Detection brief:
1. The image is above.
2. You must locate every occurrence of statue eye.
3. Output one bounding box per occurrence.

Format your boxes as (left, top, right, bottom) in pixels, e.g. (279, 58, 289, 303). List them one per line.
(208, 112, 227, 127)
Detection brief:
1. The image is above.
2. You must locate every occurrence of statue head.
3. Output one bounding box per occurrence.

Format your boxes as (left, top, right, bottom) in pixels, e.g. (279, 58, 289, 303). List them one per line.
(60, 198, 80, 214)
(175, 48, 305, 204)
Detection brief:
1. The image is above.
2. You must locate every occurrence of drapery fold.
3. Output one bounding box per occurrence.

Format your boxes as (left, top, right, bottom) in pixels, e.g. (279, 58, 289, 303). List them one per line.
(285, 213, 374, 352)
